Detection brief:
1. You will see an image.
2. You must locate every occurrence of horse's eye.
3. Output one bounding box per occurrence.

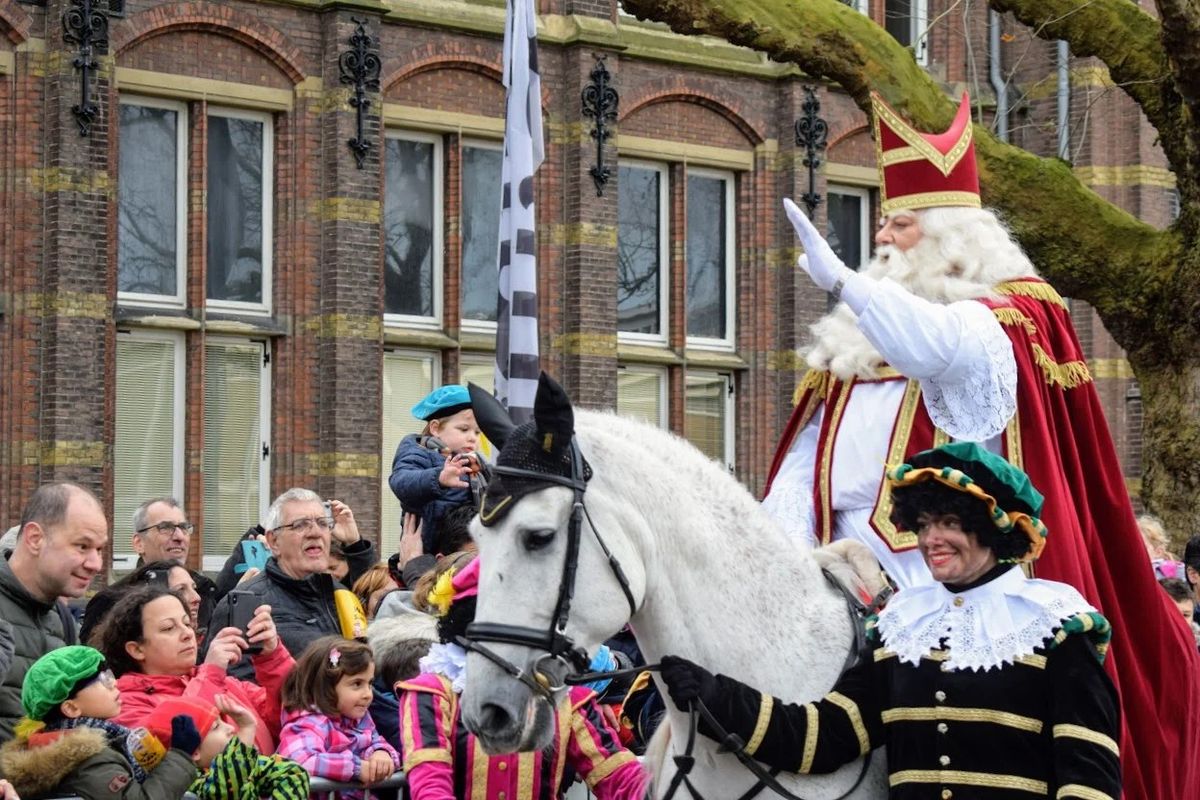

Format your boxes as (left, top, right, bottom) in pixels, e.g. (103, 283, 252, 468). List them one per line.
(524, 528, 556, 551)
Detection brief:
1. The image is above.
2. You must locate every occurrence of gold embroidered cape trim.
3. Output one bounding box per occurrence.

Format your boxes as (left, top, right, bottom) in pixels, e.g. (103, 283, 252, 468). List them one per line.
(1032, 344, 1093, 389)
(996, 280, 1068, 309)
(992, 307, 1038, 336)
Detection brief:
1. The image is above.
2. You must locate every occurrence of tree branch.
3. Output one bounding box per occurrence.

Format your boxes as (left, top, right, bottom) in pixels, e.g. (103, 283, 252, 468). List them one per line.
(620, 0, 1177, 347)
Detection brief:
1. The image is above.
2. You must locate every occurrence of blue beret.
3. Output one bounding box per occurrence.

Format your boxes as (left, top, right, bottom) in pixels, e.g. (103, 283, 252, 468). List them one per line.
(412, 385, 472, 421)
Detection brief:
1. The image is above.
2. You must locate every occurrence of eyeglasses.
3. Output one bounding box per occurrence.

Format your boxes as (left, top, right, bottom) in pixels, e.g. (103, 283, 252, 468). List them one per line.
(274, 517, 335, 534)
(136, 521, 194, 535)
(79, 669, 116, 692)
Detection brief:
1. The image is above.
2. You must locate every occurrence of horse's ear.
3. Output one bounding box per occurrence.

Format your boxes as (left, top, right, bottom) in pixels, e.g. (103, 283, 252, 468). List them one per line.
(533, 372, 574, 457)
(468, 382, 516, 449)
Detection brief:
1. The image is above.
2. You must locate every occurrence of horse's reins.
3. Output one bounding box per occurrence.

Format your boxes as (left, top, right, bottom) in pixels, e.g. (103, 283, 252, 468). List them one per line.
(457, 436, 876, 800)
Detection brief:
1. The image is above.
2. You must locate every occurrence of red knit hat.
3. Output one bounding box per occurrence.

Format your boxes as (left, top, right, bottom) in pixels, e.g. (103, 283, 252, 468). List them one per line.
(143, 697, 219, 751)
(871, 92, 981, 215)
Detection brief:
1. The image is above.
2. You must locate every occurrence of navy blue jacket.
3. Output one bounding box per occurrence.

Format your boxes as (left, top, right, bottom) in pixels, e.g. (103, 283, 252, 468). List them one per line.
(388, 434, 470, 553)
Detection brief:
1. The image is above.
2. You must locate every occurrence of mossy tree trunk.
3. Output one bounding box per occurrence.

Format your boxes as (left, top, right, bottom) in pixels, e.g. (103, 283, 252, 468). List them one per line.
(621, 0, 1200, 544)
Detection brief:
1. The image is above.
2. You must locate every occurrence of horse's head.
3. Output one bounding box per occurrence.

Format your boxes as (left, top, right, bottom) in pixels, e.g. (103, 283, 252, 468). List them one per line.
(459, 374, 645, 753)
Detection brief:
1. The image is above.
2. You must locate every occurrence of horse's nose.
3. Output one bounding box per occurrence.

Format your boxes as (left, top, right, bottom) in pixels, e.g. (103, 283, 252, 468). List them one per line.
(477, 702, 516, 735)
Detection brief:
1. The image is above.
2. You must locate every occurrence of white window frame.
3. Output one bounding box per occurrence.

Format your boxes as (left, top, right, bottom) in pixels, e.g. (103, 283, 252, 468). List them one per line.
(617, 159, 670, 347)
(112, 328, 186, 572)
(384, 130, 444, 330)
(687, 370, 736, 472)
(845, 0, 868, 13)
(201, 336, 271, 572)
(460, 138, 504, 335)
(380, 348, 441, 556)
(884, 0, 929, 65)
(617, 364, 668, 429)
(685, 167, 737, 352)
(205, 107, 274, 317)
(117, 96, 188, 310)
(826, 184, 872, 272)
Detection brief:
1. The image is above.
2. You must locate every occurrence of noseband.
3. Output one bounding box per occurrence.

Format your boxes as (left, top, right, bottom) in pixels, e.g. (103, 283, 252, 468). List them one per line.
(459, 438, 639, 700)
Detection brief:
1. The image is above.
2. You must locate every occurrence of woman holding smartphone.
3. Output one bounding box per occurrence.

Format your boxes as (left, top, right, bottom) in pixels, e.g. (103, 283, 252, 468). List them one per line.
(94, 584, 295, 754)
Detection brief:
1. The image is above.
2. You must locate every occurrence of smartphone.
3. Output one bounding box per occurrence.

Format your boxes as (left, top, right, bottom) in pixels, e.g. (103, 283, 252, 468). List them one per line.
(227, 590, 263, 655)
(323, 500, 334, 526)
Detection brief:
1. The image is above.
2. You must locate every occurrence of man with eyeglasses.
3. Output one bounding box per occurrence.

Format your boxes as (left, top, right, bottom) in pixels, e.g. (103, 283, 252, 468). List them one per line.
(129, 496, 217, 636)
(205, 488, 376, 680)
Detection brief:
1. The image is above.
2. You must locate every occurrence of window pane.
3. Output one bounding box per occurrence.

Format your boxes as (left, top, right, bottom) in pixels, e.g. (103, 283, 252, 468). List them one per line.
(685, 373, 729, 465)
(686, 175, 728, 339)
(885, 0, 914, 45)
(118, 105, 179, 297)
(617, 166, 662, 335)
(617, 369, 663, 427)
(115, 336, 179, 570)
(381, 353, 436, 556)
(460, 360, 495, 395)
(462, 147, 502, 322)
(203, 341, 263, 561)
(385, 139, 436, 317)
(207, 116, 265, 305)
(827, 191, 865, 270)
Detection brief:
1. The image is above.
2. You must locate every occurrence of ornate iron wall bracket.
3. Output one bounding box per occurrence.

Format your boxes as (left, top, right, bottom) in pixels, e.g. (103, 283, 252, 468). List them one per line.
(794, 86, 829, 215)
(339, 18, 381, 169)
(62, 0, 109, 137)
(581, 55, 618, 196)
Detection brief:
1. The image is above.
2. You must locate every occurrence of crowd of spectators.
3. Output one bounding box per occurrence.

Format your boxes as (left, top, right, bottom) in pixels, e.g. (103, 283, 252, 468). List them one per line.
(0, 385, 654, 799)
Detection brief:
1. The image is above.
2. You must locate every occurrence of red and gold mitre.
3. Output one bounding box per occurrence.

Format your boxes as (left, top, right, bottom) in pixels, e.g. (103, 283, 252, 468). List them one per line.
(871, 92, 980, 214)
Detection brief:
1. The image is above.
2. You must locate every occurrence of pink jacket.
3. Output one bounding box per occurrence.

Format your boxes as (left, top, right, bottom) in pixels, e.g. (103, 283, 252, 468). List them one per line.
(113, 644, 294, 753)
(398, 672, 646, 800)
(276, 707, 400, 796)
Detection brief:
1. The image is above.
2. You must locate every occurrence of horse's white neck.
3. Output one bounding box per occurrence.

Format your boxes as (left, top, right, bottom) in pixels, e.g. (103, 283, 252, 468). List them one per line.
(577, 416, 855, 702)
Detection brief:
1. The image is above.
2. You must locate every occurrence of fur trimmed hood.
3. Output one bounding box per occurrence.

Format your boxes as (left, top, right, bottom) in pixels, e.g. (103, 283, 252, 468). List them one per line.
(0, 727, 108, 797)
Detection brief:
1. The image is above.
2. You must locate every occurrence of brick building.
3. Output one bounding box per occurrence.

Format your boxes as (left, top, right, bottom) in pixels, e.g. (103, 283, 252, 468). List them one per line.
(0, 0, 1164, 572)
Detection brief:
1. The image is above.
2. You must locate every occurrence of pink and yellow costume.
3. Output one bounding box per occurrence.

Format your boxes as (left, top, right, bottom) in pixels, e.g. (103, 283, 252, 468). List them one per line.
(398, 672, 646, 800)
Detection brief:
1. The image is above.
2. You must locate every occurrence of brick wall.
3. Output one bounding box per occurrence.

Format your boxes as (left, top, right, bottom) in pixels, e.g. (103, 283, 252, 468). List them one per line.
(0, 0, 1156, 561)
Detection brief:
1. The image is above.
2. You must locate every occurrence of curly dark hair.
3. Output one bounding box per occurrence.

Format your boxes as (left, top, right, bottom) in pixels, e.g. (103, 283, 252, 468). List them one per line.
(437, 595, 476, 645)
(81, 559, 185, 645)
(890, 480, 1032, 562)
(95, 584, 192, 676)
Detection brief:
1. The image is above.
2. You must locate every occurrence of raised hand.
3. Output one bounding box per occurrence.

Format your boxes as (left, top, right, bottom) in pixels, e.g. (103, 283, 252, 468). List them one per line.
(783, 197, 851, 293)
(204, 626, 248, 671)
(214, 693, 257, 748)
(329, 500, 362, 545)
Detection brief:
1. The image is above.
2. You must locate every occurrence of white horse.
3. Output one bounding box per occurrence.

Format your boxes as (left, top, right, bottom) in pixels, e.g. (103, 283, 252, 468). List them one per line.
(460, 378, 887, 799)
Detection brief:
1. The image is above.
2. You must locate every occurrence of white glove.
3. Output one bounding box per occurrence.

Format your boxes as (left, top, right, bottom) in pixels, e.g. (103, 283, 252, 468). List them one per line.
(783, 197, 874, 313)
(783, 197, 851, 292)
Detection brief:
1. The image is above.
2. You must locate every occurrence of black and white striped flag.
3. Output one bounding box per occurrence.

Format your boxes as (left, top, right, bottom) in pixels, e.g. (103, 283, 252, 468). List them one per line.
(494, 0, 544, 425)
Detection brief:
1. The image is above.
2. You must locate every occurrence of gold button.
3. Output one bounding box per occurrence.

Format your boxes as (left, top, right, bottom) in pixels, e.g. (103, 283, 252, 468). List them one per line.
(939, 755, 951, 766)
(953, 597, 964, 607)
(498, 762, 507, 772)
(942, 791, 953, 800)
(498, 793, 505, 800)
(937, 722, 948, 734)
(935, 690, 947, 702)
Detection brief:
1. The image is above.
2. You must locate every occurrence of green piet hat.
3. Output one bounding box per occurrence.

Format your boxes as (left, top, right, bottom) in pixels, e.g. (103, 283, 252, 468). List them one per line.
(22, 646, 106, 721)
(887, 441, 1048, 562)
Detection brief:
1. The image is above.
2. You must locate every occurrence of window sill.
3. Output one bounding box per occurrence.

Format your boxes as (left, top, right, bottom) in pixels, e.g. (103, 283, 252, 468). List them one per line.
(459, 329, 497, 352)
(617, 341, 682, 366)
(684, 348, 748, 370)
(115, 306, 290, 337)
(383, 327, 459, 349)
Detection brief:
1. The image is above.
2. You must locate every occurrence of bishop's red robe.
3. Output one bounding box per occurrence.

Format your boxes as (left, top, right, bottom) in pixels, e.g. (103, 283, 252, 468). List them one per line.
(767, 278, 1200, 799)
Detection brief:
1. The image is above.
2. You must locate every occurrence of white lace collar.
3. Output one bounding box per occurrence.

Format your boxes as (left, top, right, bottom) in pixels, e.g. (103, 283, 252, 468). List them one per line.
(876, 567, 1096, 672)
(420, 641, 468, 693)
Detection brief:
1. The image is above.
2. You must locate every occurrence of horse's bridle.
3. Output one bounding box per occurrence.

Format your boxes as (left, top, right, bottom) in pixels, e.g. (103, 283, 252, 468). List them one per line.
(459, 437, 639, 699)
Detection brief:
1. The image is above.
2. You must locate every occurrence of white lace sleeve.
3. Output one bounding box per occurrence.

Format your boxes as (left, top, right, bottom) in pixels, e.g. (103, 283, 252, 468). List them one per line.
(922, 302, 1016, 441)
(761, 467, 817, 550)
(856, 282, 1016, 441)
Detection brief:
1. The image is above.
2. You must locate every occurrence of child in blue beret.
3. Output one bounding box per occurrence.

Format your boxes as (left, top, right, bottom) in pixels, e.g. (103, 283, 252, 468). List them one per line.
(388, 385, 481, 556)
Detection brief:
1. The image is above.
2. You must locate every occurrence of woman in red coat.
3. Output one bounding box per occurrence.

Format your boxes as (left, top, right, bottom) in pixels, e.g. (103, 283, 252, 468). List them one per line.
(95, 584, 294, 753)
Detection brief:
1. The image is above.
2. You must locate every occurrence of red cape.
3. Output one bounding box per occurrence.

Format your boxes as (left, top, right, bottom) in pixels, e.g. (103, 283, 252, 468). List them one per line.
(768, 278, 1200, 798)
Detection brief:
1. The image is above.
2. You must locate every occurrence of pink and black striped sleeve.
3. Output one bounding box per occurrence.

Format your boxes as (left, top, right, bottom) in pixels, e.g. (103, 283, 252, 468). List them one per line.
(397, 675, 456, 800)
(565, 688, 647, 799)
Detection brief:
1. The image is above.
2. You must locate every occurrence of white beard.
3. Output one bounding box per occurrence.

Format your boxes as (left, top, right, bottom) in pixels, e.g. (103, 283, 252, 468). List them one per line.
(805, 227, 1035, 381)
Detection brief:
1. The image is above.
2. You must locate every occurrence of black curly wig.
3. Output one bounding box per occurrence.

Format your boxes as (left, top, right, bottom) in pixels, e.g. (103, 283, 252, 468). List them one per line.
(437, 595, 478, 645)
(891, 480, 1032, 562)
